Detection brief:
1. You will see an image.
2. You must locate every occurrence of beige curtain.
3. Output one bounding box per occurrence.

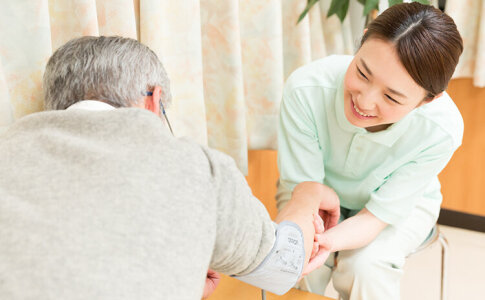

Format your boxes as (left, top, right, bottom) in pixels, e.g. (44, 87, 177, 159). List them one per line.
(0, 0, 364, 173)
(446, 0, 485, 87)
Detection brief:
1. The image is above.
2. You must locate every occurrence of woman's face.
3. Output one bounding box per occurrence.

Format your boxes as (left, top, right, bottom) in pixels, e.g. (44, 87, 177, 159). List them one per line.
(343, 38, 428, 132)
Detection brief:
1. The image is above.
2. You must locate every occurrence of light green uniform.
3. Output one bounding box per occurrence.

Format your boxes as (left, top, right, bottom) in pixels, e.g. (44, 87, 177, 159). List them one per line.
(277, 55, 463, 299)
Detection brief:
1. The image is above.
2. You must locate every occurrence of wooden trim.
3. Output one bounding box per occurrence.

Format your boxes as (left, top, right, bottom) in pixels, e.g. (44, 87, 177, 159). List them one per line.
(438, 79, 485, 216)
(438, 208, 485, 233)
(208, 275, 334, 300)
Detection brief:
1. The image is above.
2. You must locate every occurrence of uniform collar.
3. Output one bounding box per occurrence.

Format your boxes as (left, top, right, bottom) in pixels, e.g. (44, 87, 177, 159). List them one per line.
(334, 77, 414, 147)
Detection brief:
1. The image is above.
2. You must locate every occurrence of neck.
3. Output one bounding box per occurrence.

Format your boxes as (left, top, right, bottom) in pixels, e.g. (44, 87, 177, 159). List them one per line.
(365, 123, 391, 132)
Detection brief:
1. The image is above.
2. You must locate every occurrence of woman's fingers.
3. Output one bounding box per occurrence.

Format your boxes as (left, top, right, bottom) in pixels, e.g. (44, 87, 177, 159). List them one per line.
(311, 241, 319, 258)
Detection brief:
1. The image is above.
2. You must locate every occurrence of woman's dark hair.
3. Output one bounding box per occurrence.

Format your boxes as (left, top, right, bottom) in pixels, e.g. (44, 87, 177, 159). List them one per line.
(361, 2, 463, 99)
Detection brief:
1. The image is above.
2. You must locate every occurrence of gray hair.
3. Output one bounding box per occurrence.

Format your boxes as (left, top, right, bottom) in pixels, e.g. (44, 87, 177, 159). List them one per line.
(43, 36, 171, 110)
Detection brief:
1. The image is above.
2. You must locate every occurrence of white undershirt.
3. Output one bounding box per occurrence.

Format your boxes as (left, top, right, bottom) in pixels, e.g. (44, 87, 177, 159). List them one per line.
(66, 100, 116, 111)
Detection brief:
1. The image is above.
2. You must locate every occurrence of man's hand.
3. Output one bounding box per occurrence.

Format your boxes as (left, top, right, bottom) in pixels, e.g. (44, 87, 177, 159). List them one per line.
(288, 182, 340, 231)
(201, 269, 221, 299)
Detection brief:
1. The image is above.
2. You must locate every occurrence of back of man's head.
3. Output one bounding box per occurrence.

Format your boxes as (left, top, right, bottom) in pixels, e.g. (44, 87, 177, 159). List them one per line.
(43, 36, 171, 110)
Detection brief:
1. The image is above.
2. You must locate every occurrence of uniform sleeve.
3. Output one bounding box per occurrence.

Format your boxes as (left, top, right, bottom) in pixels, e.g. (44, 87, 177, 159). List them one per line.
(203, 147, 276, 276)
(366, 138, 455, 224)
(277, 88, 325, 211)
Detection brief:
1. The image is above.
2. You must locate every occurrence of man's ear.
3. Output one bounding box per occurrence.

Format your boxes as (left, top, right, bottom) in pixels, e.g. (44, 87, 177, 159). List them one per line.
(145, 86, 162, 115)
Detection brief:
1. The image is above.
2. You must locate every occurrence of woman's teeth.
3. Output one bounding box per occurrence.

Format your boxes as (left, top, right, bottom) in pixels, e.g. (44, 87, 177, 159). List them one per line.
(353, 103, 374, 117)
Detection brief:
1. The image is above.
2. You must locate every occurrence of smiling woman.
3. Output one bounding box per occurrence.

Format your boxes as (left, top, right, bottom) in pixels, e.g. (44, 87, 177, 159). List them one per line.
(343, 2, 463, 132)
(343, 39, 429, 132)
(277, 2, 464, 299)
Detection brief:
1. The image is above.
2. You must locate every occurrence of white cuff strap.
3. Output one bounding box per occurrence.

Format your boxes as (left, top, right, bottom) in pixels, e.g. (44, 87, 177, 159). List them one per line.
(232, 221, 305, 295)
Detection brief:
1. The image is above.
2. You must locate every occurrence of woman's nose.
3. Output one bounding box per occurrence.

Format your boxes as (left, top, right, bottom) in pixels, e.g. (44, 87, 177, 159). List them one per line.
(359, 93, 377, 110)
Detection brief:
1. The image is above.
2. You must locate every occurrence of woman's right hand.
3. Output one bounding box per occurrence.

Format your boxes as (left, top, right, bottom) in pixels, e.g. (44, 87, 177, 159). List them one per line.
(317, 185, 340, 230)
(310, 213, 325, 259)
(302, 213, 330, 278)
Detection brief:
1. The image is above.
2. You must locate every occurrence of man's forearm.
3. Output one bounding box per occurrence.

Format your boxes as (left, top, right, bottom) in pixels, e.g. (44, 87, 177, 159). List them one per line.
(274, 182, 336, 269)
(232, 181, 339, 294)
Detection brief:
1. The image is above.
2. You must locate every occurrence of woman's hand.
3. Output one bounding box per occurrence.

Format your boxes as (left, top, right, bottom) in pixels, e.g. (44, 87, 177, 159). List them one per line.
(318, 185, 340, 231)
(310, 213, 325, 259)
(301, 213, 331, 278)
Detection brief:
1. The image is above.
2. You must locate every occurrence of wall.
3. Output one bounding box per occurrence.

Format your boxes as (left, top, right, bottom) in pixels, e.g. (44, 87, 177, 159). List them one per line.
(439, 78, 485, 216)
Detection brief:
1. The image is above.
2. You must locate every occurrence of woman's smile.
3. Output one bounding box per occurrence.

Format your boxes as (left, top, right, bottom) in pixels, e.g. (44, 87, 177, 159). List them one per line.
(351, 97, 376, 119)
(343, 39, 429, 132)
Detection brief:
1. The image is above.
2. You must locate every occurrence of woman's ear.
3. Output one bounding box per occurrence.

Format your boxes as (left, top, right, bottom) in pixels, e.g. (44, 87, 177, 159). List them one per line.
(417, 92, 444, 108)
(426, 92, 444, 103)
(432, 92, 444, 100)
(145, 86, 162, 115)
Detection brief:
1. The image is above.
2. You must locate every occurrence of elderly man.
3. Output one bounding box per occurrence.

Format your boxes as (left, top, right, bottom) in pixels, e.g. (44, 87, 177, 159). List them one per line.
(0, 36, 339, 299)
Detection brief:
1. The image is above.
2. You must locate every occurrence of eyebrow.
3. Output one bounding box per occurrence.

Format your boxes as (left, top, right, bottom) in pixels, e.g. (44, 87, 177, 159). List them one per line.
(360, 58, 408, 99)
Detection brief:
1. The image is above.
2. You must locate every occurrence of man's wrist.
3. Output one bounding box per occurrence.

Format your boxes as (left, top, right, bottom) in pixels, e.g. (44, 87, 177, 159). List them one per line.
(292, 182, 325, 209)
(319, 185, 339, 211)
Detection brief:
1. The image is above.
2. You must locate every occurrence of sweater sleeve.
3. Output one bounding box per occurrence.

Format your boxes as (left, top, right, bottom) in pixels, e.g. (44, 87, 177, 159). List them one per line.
(202, 147, 276, 276)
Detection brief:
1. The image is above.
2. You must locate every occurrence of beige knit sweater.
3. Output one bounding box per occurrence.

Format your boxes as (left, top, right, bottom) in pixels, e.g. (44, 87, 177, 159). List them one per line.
(0, 108, 274, 299)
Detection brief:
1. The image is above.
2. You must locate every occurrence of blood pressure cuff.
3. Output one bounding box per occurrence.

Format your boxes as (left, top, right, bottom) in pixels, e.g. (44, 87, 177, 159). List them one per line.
(232, 221, 305, 295)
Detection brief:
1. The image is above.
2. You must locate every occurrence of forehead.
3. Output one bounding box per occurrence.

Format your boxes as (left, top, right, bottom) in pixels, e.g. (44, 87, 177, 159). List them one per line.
(356, 38, 426, 99)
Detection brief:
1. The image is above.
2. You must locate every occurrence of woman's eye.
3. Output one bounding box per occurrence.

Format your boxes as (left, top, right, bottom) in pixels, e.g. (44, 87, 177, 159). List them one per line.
(385, 94, 400, 104)
(357, 67, 368, 80)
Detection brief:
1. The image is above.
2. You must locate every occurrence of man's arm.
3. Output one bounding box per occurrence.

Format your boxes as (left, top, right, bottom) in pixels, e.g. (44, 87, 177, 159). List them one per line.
(203, 146, 339, 294)
(232, 181, 340, 294)
(275, 182, 339, 273)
